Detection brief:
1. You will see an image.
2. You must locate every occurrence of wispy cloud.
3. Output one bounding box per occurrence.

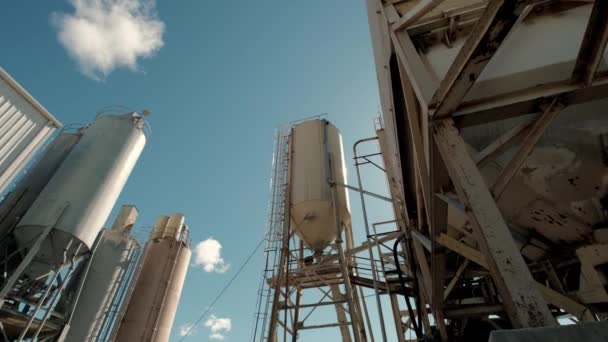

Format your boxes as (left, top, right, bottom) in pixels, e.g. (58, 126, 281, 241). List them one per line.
(178, 323, 197, 337)
(53, 0, 165, 80)
(205, 315, 231, 340)
(194, 238, 230, 273)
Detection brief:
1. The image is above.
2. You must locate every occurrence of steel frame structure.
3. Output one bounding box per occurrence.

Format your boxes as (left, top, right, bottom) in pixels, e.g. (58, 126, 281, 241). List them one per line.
(365, 0, 607, 340)
(353, 135, 428, 342)
(0, 203, 143, 342)
(0, 207, 89, 341)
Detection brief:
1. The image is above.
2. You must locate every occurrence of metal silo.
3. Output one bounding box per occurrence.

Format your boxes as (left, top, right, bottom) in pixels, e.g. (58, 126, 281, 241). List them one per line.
(63, 205, 140, 342)
(290, 119, 351, 252)
(114, 213, 191, 342)
(13, 113, 146, 277)
(0, 131, 81, 238)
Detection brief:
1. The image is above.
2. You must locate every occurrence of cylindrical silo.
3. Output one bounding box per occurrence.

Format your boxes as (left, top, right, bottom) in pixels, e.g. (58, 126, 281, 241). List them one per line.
(289, 119, 351, 252)
(13, 113, 146, 277)
(114, 213, 191, 342)
(63, 205, 140, 342)
(0, 131, 82, 238)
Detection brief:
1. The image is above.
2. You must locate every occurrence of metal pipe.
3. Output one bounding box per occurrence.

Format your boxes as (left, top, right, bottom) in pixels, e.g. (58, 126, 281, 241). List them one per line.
(61, 235, 103, 327)
(33, 243, 83, 340)
(100, 242, 141, 341)
(108, 242, 145, 342)
(392, 236, 422, 338)
(331, 182, 393, 203)
(354, 136, 388, 342)
(0, 204, 68, 308)
(327, 122, 362, 342)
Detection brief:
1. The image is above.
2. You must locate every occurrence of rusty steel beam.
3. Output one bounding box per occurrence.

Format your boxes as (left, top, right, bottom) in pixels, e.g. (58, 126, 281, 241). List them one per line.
(571, 0, 608, 85)
(391, 0, 447, 31)
(491, 97, 563, 200)
(437, 228, 596, 322)
(433, 119, 556, 329)
(430, 0, 533, 118)
(430, 140, 450, 341)
(454, 74, 608, 127)
(474, 116, 535, 167)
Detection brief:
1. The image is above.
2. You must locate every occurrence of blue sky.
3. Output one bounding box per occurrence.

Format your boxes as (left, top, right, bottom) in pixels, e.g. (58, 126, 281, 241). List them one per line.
(1, 1, 397, 340)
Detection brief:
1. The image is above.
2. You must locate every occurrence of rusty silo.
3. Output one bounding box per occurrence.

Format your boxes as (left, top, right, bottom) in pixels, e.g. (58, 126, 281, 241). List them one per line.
(114, 213, 192, 342)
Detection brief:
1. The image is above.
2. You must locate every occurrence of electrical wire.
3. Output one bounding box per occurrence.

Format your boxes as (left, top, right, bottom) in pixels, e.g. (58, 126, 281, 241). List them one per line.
(178, 237, 265, 341)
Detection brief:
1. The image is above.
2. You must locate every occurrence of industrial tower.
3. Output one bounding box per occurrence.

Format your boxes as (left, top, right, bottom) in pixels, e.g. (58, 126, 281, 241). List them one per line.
(256, 0, 608, 341)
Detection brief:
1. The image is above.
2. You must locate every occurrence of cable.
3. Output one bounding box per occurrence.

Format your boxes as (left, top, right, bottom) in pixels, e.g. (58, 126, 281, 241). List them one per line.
(178, 237, 265, 341)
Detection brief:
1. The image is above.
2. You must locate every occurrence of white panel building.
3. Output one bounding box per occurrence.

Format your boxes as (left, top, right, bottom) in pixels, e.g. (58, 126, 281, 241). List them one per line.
(0, 67, 62, 194)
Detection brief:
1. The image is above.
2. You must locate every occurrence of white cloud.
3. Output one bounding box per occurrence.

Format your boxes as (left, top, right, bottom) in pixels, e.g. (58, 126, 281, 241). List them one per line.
(178, 323, 197, 337)
(209, 333, 225, 340)
(204, 315, 231, 340)
(194, 238, 229, 273)
(53, 0, 165, 80)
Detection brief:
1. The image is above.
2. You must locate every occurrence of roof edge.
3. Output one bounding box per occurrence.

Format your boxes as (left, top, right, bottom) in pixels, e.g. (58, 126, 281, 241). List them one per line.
(0, 67, 62, 128)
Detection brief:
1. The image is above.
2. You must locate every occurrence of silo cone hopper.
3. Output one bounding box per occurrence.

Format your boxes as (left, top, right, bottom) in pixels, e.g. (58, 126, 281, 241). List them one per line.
(289, 119, 352, 253)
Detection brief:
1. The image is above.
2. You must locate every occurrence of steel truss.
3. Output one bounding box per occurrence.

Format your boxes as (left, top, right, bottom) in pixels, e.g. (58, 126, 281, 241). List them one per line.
(0, 205, 88, 341)
(365, 0, 607, 341)
(0, 204, 142, 342)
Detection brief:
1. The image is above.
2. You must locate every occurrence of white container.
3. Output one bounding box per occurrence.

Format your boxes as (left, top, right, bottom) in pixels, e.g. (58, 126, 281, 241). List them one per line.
(289, 119, 351, 252)
(64, 205, 140, 342)
(0, 132, 81, 237)
(0, 67, 62, 194)
(14, 113, 146, 265)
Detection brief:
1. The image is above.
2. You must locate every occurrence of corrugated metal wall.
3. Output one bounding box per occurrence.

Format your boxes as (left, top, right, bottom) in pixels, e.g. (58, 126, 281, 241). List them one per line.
(0, 67, 62, 194)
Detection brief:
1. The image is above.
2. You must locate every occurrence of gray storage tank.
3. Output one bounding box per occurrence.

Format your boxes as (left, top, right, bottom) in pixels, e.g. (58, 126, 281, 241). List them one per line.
(0, 131, 82, 238)
(63, 205, 140, 342)
(14, 113, 146, 276)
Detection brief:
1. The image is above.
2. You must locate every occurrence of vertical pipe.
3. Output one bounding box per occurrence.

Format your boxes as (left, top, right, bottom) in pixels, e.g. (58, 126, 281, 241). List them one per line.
(354, 137, 388, 342)
(60, 234, 103, 328)
(0, 204, 68, 308)
(325, 122, 362, 342)
(33, 243, 83, 340)
(18, 239, 74, 341)
(393, 237, 421, 338)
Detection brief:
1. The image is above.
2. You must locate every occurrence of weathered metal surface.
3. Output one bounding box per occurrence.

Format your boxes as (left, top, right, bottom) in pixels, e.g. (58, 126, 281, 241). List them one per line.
(114, 215, 191, 342)
(290, 119, 351, 252)
(367, 0, 608, 338)
(576, 244, 608, 304)
(430, 0, 532, 117)
(434, 119, 556, 328)
(0, 67, 61, 194)
(571, 0, 608, 85)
